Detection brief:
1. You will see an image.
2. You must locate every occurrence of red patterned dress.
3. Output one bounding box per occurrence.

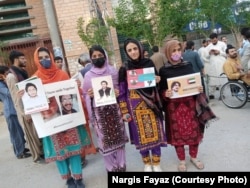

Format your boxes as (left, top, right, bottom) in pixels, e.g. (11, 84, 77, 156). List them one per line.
(159, 61, 204, 146)
(164, 96, 203, 146)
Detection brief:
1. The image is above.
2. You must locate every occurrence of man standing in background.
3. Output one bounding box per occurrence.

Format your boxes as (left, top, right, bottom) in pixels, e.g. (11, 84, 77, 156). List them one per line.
(150, 45, 167, 73)
(198, 38, 210, 62)
(0, 65, 31, 159)
(238, 27, 249, 57)
(240, 30, 250, 73)
(143, 50, 149, 58)
(54, 56, 63, 70)
(220, 36, 228, 45)
(183, 41, 204, 74)
(6, 50, 44, 163)
(198, 38, 211, 98)
(206, 33, 227, 99)
(78, 53, 92, 78)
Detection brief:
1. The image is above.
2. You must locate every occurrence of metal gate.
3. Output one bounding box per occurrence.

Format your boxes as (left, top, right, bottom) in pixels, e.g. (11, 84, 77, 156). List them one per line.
(0, 38, 52, 77)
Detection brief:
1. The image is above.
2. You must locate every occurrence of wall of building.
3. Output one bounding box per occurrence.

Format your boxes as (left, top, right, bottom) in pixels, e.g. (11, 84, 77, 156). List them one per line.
(21, 0, 122, 76)
(26, 0, 50, 38)
(3, 1, 239, 77)
(105, 1, 122, 68)
(53, 0, 122, 76)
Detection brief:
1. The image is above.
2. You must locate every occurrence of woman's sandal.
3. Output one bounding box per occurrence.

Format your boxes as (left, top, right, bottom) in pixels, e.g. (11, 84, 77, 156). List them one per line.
(190, 158, 204, 170)
(81, 159, 88, 168)
(178, 160, 187, 172)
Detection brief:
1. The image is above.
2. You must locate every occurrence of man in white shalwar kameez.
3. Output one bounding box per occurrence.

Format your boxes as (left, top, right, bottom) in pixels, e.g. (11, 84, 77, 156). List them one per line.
(198, 39, 211, 98)
(206, 33, 227, 99)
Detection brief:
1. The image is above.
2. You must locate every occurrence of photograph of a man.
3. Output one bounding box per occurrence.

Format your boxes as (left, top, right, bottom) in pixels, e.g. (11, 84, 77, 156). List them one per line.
(23, 82, 48, 113)
(129, 70, 137, 76)
(25, 82, 39, 98)
(130, 79, 138, 85)
(59, 94, 78, 115)
(98, 80, 112, 98)
(171, 81, 181, 97)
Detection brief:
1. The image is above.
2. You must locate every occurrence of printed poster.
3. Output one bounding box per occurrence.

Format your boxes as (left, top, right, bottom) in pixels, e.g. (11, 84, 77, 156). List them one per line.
(31, 79, 86, 138)
(16, 77, 49, 115)
(91, 75, 117, 107)
(127, 67, 155, 89)
(167, 73, 201, 99)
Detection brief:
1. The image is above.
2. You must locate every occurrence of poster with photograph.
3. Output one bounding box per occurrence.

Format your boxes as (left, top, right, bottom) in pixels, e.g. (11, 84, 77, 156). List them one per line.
(127, 67, 155, 89)
(91, 75, 117, 107)
(31, 79, 86, 138)
(167, 73, 201, 99)
(16, 77, 49, 115)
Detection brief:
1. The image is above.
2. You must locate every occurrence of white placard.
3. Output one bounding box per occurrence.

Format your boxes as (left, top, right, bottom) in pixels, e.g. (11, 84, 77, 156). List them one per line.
(31, 79, 86, 138)
(91, 75, 117, 107)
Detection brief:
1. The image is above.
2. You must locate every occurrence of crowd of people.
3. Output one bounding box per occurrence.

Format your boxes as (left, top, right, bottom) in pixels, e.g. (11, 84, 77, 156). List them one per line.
(4, 29, 250, 187)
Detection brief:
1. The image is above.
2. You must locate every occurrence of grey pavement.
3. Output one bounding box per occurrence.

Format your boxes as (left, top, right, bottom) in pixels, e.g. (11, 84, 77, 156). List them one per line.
(0, 99, 250, 188)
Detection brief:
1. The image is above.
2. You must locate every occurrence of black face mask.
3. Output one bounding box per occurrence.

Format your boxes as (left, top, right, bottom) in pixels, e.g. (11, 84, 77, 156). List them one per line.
(92, 57, 105, 68)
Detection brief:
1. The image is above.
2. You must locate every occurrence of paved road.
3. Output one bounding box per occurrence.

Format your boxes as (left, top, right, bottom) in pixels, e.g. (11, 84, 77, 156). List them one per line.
(0, 100, 250, 188)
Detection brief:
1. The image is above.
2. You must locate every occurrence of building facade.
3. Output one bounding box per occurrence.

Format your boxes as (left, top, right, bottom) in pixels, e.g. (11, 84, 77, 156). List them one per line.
(0, 0, 121, 76)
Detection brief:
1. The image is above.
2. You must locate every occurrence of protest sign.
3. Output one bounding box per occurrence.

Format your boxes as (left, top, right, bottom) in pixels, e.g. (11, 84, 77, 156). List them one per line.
(167, 73, 201, 99)
(92, 75, 117, 107)
(127, 67, 155, 89)
(31, 79, 86, 138)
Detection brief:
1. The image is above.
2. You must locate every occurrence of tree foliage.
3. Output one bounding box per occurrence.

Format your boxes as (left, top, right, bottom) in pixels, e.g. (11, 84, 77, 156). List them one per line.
(107, 0, 154, 46)
(193, 0, 250, 47)
(157, 0, 195, 40)
(77, 17, 110, 49)
(77, 0, 250, 49)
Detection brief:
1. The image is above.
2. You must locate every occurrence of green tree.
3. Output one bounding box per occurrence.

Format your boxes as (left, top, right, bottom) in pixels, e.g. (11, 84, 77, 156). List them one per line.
(197, 0, 240, 47)
(79, 0, 250, 51)
(109, 0, 198, 46)
(157, 0, 195, 41)
(108, 0, 154, 47)
(156, 0, 250, 47)
(191, 0, 250, 48)
(77, 17, 110, 49)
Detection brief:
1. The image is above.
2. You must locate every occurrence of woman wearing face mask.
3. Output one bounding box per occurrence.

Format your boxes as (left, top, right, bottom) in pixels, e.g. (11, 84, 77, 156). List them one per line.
(31, 47, 91, 188)
(82, 45, 128, 172)
(118, 38, 167, 172)
(159, 40, 217, 172)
